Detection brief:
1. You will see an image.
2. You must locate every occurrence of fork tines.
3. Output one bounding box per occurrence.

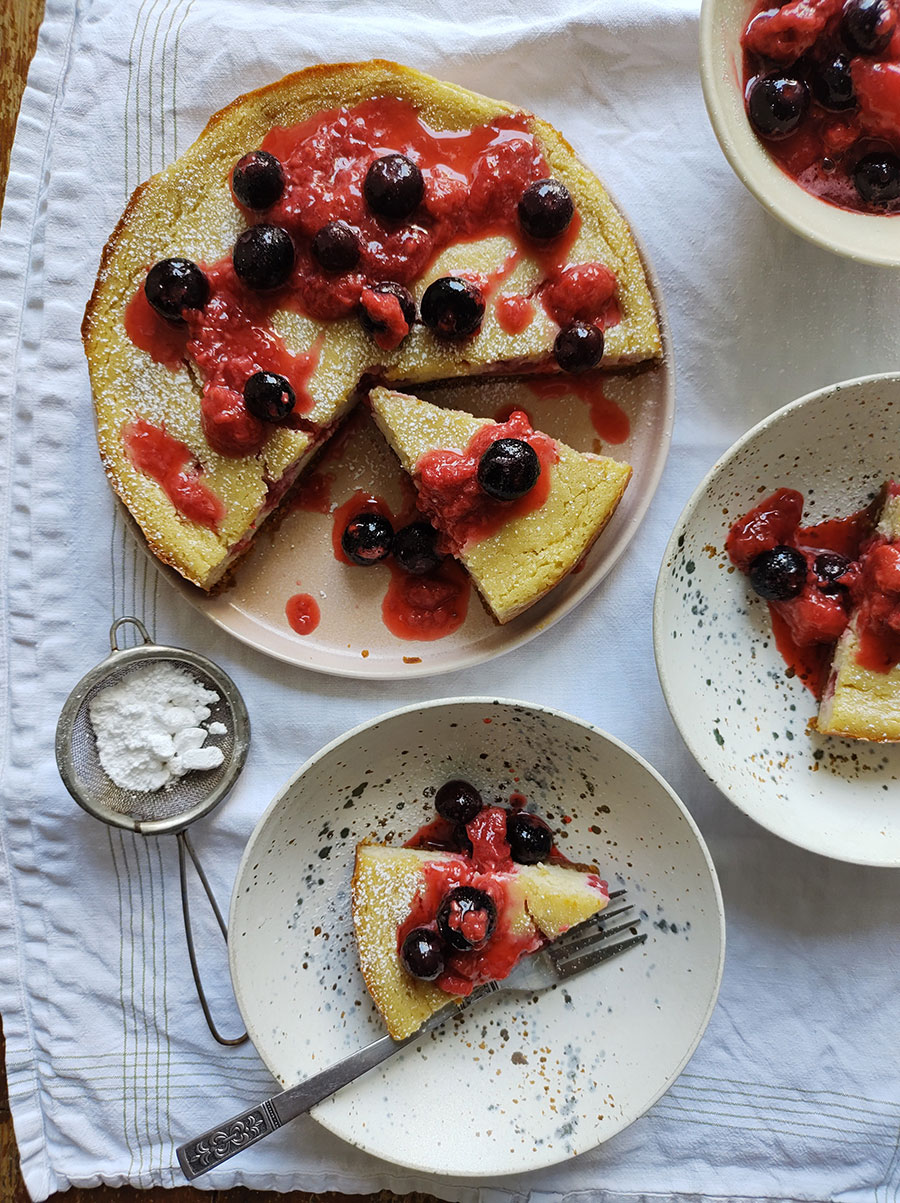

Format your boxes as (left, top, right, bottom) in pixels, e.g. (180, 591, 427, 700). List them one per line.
(547, 891, 647, 980)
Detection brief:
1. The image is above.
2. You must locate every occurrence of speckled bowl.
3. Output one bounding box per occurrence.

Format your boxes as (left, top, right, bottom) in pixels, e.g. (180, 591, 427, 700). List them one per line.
(654, 372, 900, 865)
(700, 0, 900, 265)
(228, 698, 724, 1177)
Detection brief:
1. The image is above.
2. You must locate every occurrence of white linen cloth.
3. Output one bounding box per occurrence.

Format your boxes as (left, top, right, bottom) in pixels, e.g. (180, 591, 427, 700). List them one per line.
(3, 0, 900, 1198)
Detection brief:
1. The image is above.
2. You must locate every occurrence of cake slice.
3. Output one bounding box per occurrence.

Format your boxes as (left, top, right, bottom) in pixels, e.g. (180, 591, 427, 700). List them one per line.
(352, 842, 609, 1041)
(817, 485, 900, 741)
(83, 60, 659, 590)
(370, 386, 631, 623)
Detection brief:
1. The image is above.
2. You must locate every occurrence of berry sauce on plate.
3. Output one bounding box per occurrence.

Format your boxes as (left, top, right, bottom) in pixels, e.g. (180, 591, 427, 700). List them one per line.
(330, 488, 470, 642)
(527, 374, 631, 444)
(726, 485, 900, 694)
(285, 591, 321, 635)
(742, 0, 900, 214)
(125, 95, 622, 476)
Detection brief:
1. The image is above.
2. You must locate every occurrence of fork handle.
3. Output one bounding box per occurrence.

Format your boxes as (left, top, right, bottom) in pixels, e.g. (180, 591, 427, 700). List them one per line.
(176, 1030, 399, 1178)
(176, 984, 498, 1180)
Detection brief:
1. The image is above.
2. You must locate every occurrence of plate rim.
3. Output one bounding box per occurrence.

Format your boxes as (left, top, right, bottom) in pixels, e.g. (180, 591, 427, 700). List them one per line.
(169, 207, 675, 680)
(227, 695, 727, 1177)
(652, 369, 900, 866)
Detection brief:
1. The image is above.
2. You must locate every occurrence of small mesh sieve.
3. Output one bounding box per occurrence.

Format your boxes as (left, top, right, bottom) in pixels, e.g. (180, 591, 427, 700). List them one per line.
(56, 617, 251, 1045)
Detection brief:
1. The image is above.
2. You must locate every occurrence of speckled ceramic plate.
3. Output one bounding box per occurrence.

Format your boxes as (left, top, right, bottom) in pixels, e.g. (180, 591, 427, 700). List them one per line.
(654, 373, 900, 865)
(228, 698, 725, 1177)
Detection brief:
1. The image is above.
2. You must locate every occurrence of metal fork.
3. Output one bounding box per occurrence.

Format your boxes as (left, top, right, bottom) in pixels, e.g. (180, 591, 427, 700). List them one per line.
(176, 890, 645, 1180)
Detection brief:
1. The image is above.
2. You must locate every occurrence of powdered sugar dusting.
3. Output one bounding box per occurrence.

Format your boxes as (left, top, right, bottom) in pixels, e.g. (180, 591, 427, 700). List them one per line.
(88, 662, 226, 791)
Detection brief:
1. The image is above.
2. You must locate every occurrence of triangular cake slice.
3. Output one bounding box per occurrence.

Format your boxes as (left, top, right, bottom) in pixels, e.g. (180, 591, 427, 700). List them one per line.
(352, 842, 609, 1041)
(83, 60, 659, 590)
(370, 386, 632, 623)
(817, 485, 900, 741)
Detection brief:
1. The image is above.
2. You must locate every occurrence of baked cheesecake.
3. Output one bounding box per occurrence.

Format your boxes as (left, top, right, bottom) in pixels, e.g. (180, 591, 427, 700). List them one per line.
(369, 385, 632, 623)
(83, 60, 660, 590)
(351, 781, 609, 1040)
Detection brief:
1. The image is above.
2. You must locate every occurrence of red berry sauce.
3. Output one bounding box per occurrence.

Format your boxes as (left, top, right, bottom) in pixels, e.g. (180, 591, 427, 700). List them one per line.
(126, 95, 622, 490)
(122, 419, 225, 530)
(742, 0, 900, 214)
(495, 293, 536, 334)
(727, 485, 900, 695)
(414, 411, 558, 554)
(527, 374, 630, 444)
(400, 801, 607, 996)
(330, 487, 470, 642)
(285, 591, 321, 635)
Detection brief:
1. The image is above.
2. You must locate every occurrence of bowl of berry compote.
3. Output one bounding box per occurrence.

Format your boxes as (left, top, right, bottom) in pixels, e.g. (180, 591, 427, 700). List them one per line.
(701, 0, 900, 263)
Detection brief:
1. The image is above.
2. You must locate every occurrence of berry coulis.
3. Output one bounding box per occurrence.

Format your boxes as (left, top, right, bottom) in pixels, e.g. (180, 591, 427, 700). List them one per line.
(122, 419, 225, 530)
(527, 374, 631, 444)
(414, 411, 558, 553)
(727, 485, 900, 694)
(400, 795, 607, 995)
(125, 96, 621, 497)
(742, 0, 900, 213)
(330, 488, 470, 641)
(285, 591, 321, 634)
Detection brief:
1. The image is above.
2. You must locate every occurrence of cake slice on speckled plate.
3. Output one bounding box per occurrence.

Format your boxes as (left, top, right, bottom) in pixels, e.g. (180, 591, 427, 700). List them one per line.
(817, 484, 900, 741)
(369, 385, 631, 623)
(352, 783, 610, 1041)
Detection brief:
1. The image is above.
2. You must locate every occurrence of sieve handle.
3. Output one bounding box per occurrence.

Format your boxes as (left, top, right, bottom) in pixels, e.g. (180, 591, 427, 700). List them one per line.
(178, 830, 248, 1046)
(109, 616, 152, 651)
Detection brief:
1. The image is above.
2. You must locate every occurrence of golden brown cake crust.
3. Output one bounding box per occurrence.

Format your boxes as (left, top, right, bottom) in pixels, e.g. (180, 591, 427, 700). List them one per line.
(84, 60, 659, 590)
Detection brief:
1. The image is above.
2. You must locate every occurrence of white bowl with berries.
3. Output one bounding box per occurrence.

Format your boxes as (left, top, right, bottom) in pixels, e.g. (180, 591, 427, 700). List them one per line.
(700, 0, 900, 264)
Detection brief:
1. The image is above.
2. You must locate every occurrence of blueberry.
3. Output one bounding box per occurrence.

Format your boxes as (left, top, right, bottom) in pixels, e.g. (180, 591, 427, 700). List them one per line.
(420, 277, 485, 340)
(436, 886, 497, 952)
(477, 438, 541, 502)
(435, 779, 483, 825)
(233, 225, 295, 290)
(392, 522, 442, 575)
(506, 811, 553, 865)
(518, 178, 575, 240)
(311, 220, 361, 273)
(814, 551, 852, 592)
(853, 151, 900, 203)
(341, 512, 394, 566)
(553, 321, 604, 373)
(363, 153, 424, 219)
(357, 281, 417, 341)
(748, 545, 807, 601)
(747, 74, 810, 140)
(144, 258, 209, 323)
(232, 151, 285, 211)
(243, 372, 295, 423)
(811, 54, 856, 110)
(400, 927, 445, 980)
(842, 0, 897, 55)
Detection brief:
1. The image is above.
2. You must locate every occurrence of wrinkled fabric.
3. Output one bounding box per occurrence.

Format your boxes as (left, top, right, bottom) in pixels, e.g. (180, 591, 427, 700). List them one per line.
(2, 0, 900, 1199)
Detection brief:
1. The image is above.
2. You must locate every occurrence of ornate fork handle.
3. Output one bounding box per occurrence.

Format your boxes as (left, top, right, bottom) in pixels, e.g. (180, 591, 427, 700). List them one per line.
(176, 984, 498, 1179)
